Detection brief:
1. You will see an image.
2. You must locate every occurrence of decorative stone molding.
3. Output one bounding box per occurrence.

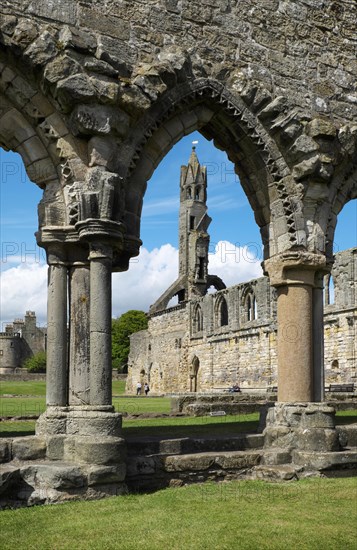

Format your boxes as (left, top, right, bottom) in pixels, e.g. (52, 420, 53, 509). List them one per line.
(264, 251, 327, 287)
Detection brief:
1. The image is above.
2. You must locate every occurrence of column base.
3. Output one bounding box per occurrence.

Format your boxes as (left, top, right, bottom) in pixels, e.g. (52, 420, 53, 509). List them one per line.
(36, 406, 125, 465)
(263, 402, 340, 452)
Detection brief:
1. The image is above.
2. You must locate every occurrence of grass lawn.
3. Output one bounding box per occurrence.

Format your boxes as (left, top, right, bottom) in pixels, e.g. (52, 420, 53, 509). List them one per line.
(0, 379, 126, 397)
(0, 478, 356, 549)
(0, 395, 171, 419)
(0, 397, 46, 418)
(0, 380, 47, 396)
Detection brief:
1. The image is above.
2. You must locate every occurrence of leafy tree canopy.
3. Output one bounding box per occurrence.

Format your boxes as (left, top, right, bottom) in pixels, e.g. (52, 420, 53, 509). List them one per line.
(23, 351, 46, 373)
(112, 310, 148, 371)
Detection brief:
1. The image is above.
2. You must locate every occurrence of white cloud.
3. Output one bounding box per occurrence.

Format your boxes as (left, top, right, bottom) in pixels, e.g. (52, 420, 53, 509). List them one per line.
(208, 241, 263, 287)
(0, 262, 48, 328)
(112, 244, 178, 316)
(0, 241, 263, 326)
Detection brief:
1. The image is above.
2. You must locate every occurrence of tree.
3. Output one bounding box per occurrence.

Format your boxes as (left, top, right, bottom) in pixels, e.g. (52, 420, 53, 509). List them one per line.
(23, 351, 46, 373)
(112, 310, 148, 372)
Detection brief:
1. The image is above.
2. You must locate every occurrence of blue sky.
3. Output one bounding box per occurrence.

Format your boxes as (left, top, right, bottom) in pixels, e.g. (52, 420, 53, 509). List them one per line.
(0, 130, 356, 325)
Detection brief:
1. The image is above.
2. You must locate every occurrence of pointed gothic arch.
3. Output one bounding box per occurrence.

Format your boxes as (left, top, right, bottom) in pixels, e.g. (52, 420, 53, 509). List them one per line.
(123, 79, 305, 262)
(241, 285, 258, 323)
(215, 294, 229, 328)
(192, 303, 203, 334)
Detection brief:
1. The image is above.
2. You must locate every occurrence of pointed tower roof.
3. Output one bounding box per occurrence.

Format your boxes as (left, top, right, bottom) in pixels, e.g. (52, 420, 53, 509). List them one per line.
(187, 146, 200, 179)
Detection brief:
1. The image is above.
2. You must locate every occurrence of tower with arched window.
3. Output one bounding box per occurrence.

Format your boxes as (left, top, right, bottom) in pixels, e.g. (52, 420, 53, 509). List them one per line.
(150, 147, 225, 312)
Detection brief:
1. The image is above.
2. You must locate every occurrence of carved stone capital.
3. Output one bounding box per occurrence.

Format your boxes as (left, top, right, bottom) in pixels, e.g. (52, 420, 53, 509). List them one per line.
(46, 243, 68, 266)
(89, 242, 113, 262)
(264, 250, 326, 287)
(75, 218, 125, 248)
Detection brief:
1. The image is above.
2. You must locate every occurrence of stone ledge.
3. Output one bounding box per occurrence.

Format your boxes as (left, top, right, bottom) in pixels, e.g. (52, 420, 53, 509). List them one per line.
(0, 460, 128, 508)
(292, 449, 357, 470)
(252, 464, 302, 481)
(162, 450, 263, 472)
(12, 436, 46, 461)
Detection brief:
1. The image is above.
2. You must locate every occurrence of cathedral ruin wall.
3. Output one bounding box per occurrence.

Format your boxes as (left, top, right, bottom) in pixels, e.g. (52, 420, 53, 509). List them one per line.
(127, 247, 357, 394)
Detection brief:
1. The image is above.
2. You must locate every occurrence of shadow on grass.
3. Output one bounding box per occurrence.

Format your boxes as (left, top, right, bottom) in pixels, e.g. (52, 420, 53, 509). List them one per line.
(335, 414, 357, 425)
(123, 419, 260, 439)
(0, 421, 36, 438)
(2, 413, 356, 440)
(0, 429, 36, 437)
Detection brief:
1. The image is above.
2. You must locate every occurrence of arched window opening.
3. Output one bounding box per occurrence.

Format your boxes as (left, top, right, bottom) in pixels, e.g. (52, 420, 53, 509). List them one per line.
(254, 296, 258, 319)
(216, 295, 228, 327)
(331, 359, 339, 370)
(177, 289, 186, 303)
(195, 186, 200, 200)
(207, 285, 217, 294)
(187, 187, 192, 199)
(189, 215, 195, 230)
(167, 294, 179, 308)
(324, 274, 335, 306)
(193, 304, 203, 333)
(246, 291, 257, 321)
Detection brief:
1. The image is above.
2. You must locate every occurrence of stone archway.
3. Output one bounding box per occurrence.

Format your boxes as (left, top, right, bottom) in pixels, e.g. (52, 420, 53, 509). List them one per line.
(123, 79, 305, 263)
(0, 1, 356, 504)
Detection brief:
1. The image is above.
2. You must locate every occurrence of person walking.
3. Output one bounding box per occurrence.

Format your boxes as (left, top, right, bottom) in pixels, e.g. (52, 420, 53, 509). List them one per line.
(144, 383, 150, 396)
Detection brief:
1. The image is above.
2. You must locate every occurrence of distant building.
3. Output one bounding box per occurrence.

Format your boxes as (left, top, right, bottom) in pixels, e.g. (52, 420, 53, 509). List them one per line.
(0, 311, 46, 373)
(126, 150, 357, 394)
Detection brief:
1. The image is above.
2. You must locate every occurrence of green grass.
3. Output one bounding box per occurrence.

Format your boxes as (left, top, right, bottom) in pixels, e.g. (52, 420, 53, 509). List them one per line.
(0, 379, 126, 397)
(113, 396, 171, 415)
(0, 478, 356, 549)
(0, 397, 46, 418)
(0, 380, 47, 396)
(0, 395, 171, 418)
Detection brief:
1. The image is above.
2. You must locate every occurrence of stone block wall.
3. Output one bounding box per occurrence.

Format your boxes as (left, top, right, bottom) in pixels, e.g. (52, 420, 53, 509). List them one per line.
(127, 248, 357, 394)
(0, 312, 46, 372)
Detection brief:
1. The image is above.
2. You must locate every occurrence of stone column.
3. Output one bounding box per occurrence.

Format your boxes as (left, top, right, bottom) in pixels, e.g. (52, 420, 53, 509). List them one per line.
(276, 278, 313, 401)
(46, 247, 68, 406)
(265, 252, 326, 403)
(312, 272, 325, 401)
(68, 263, 90, 405)
(89, 243, 113, 406)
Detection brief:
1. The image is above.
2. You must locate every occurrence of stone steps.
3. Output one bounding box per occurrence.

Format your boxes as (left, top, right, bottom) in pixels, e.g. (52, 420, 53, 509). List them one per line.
(126, 428, 357, 491)
(126, 433, 264, 457)
(125, 446, 294, 491)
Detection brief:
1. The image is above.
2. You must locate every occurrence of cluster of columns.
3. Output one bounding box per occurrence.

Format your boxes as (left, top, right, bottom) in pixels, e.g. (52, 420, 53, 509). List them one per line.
(265, 253, 329, 403)
(45, 243, 329, 411)
(45, 241, 113, 409)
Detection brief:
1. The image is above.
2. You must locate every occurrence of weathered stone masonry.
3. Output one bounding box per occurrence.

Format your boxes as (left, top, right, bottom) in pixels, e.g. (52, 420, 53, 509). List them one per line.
(127, 248, 357, 394)
(0, 312, 46, 373)
(0, 1, 356, 502)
